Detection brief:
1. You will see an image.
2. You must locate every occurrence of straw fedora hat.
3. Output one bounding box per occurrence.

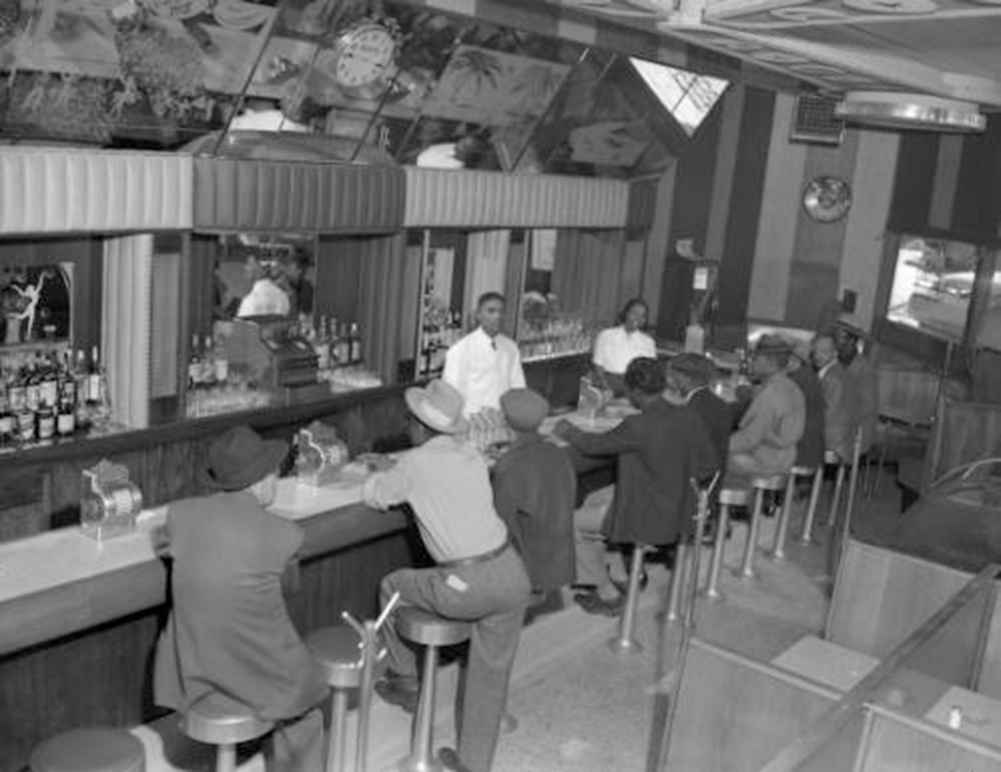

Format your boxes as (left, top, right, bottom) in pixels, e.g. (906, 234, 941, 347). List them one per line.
(404, 380, 467, 434)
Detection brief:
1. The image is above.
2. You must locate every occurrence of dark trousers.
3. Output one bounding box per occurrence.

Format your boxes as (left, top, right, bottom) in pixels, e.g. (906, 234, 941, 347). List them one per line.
(380, 546, 531, 772)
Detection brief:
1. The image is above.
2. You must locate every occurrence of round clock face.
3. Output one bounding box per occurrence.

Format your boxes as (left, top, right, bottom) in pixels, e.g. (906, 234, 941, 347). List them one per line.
(803, 176, 852, 223)
(333, 24, 396, 90)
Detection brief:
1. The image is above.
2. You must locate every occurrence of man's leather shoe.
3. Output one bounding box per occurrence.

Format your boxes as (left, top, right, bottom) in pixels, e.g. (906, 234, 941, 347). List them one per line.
(438, 747, 473, 772)
(573, 590, 625, 617)
(375, 674, 419, 714)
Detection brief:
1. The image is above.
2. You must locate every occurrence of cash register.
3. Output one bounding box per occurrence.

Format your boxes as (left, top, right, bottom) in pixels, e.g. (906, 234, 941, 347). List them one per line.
(222, 316, 318, 391)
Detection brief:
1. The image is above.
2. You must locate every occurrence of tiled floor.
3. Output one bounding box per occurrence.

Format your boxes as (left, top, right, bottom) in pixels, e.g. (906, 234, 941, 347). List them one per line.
(137, 470, 904, 771)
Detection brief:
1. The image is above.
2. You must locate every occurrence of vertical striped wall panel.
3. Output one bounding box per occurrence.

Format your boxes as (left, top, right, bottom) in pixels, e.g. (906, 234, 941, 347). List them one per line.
(102, 235, 152, 430)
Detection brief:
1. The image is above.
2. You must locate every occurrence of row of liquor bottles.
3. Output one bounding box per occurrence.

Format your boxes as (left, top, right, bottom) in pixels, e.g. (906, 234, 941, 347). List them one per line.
(417, 312, 463, 376)
(0, 347, 110, 444)
(304, 316, 364, 373)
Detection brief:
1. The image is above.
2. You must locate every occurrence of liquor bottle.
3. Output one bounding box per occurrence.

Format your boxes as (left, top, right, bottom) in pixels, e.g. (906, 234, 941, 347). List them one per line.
(0, 368, 13, 444)
(74, 350, 91, 433)
(59, 350, 76, 407)
(16, 396, 35, 443)
(25, 357, 41, 413)
(87, 346, 102, 405)
(188, 335, 202, 391)
(40, 352, 59, 407)
(349, 322, 362, 364)
(56, 391, 76, 437)
(8, 361, 26, 417)
(313, 315, 330, 372)
(36, 399, 55, 441)
(213, 334, 229, 386)
(201, 336, 216, 390)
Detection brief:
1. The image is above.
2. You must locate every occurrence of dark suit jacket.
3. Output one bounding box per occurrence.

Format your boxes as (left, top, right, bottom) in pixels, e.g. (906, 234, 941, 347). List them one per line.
(492, 434, 577, 592)
(688, 388, 731, 472)
(565, 399, 718, 545)
(820, 362, 853, 460)
(788, 365, 826, 468)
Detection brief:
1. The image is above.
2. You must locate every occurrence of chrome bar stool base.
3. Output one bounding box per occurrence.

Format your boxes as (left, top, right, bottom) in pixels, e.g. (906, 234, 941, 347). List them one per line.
(609, 544, 651, 653)
(395, 608, 472, 772)
(734, 475, 786, 582)
(703, 486, 749, 601)
(306, 623, 363, 772)
(771, 466, 815, 561)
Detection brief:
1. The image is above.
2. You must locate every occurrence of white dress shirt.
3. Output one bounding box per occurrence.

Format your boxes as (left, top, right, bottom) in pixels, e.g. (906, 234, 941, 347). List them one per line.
(442, 327, 526, 417)
(592, 325, 656, 375)
(362, 436, 509, 562)
(237, 279, 290, 318)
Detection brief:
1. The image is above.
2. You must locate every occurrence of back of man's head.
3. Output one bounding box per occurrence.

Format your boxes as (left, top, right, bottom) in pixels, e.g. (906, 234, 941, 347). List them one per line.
(625, 357, 666, 396)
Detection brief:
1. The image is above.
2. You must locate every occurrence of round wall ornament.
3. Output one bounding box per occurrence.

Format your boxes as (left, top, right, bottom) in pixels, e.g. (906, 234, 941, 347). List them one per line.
(802, 175, 852, 222)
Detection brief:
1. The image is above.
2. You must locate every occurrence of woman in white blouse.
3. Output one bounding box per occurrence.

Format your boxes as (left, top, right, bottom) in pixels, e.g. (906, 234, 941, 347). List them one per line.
(592, 298, 656, 395)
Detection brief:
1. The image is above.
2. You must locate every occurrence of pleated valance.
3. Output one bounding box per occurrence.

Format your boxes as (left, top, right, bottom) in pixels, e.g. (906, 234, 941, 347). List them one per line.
(0, 148, 193, 234)
(403, 168, 629, 228)
(192, 158, 405, 233)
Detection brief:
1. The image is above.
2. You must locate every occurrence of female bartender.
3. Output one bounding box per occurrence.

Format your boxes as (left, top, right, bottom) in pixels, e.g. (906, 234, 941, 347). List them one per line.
(591, 298, 656, 396)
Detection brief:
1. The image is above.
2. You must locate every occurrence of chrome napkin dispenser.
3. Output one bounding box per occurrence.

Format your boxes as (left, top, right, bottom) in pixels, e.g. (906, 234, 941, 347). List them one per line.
(80, 460, 143, 541)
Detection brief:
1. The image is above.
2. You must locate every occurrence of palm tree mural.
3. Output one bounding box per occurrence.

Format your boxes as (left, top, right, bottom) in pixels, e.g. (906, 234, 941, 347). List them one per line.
(447, 47, 502, 102)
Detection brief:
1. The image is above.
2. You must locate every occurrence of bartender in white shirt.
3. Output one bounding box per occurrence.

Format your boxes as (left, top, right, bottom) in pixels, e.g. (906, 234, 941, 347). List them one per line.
(443, 292, 526, 417)
(592, 298, 656, 395)
(237, 256, 291, 318)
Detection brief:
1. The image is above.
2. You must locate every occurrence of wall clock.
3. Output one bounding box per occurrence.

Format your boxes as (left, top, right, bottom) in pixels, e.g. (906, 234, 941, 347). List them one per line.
(803, 176, 852, 223)
(321, 22, 398, 100)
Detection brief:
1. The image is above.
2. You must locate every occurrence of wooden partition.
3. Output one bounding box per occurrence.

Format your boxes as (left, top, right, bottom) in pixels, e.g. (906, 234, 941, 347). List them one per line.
(827, 538, 1001, 697)
(664, 638, 852, 772)
(854, 706, 1001, 772)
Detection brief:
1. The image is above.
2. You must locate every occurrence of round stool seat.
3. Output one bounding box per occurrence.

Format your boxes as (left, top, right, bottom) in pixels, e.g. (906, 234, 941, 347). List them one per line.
(790, 465, 816, 477)
(750, 474, 787, 492)
(306, 624, 363, 688)
(396, 607, 471, 647)
(824, 449, 842, 465)
(31, 728, 144, 772)
(182, 693, 274, 746)
(719, 487, 750, 507)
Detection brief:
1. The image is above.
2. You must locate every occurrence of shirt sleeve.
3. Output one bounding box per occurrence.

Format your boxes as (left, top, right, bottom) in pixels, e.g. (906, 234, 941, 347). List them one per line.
(565, 415, 644, 457)
(729, 389, 771, 454)
(640, 333, 656, 358)
(509, 346, 526, 389)
(592, 329, 610, 370)
(442, 340, 464, 392)
(362, 462, 412, 510)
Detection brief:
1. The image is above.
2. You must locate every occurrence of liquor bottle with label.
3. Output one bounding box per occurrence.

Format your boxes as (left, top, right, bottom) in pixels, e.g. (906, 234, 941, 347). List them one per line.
(0, 368, 13, 444)
(313, 315, 330, 373)
(59, 349, 76, 407)
(87, 346, 102, 405)
(201, 336, 217, 390)
(334, 320, 350, 366)
(188, 334, 201, 391)
(348, 322, 362, 364)
(40, 352, 59, 407)
(213, 335, 229, 386)
(56, 390, 76, 437)
(87, 345, 111, 427)
(36, 399, 55, 441)
(8, 361, 26, 418)
(73, 349, 91, 433)
(25, 357, 41, 414)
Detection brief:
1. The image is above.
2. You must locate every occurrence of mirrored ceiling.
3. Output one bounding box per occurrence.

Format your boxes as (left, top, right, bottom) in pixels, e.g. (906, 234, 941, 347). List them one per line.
(0, 0, 729, 177)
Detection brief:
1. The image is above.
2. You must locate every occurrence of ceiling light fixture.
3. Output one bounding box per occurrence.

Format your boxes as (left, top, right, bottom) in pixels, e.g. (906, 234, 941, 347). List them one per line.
(834, 91, 986, 133)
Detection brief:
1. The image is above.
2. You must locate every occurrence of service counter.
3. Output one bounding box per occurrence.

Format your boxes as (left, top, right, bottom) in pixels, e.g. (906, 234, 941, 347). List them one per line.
(0, 367, 618, 770)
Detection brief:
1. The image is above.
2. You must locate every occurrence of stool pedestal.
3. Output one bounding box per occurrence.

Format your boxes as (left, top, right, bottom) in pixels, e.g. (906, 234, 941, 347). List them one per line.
(182, 695, 273, 772)
(306, 624, 363, 772)
(735, 475, 786, 581)
(610, 544, 651, 653)
(703, 487, 749, 601)
(772, 467, 815, 561)
(31, 728, 145, 772)
(799, 467, 824, 545)
(395, 608, 472, 772)
(663, 542, 689, 627)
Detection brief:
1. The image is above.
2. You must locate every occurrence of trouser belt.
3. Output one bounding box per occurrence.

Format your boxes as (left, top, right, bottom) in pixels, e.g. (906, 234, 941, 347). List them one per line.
(438, 537, 511, 570)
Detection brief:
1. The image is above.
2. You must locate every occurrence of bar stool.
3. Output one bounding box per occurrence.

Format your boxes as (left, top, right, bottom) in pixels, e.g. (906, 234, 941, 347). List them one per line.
(663, 541, 688, 626)
(395, 608, 472, 772)
(735, 474, 787, 581)
(825, 449, 847, 528)
(182, 693, 274, 772)
(798, 467, 825, 545)
(606, 543, 653, 652)
(771, 466, 816, 560)
(702, 485, 749, 601)
(306, 624, 363, 772)
(31, 728, 145, 772)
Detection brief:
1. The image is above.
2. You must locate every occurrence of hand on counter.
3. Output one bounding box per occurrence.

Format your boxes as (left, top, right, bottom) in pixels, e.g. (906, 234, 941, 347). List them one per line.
(357, 453, 397, 473)
(552, 419, 577, 441)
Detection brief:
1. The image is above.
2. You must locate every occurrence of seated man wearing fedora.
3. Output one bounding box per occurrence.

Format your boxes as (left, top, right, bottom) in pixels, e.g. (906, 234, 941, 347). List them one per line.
(364, 380, 532, 772)
(728, 336, 806, 478)
(153, 426, 328, 772)
(492, 388, 577, 599)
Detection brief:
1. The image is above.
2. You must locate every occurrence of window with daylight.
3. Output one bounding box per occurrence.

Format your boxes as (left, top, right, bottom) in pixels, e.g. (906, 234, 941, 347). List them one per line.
(629, 57, 729, 136)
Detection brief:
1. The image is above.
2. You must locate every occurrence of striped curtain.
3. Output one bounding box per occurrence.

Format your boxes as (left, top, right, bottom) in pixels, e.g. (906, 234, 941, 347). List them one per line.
(552, 229, 626, 330)
(103, 234, 152, 429)
(357, 233, 410, 383)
